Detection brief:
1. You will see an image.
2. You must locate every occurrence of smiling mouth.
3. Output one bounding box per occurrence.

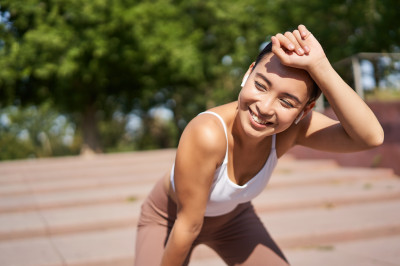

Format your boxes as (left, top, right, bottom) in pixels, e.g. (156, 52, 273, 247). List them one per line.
(249, 108, 274, 126)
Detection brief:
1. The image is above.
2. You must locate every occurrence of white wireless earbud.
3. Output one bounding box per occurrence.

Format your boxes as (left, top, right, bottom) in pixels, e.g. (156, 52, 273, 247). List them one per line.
(241, 75, 249, 87)
(294, 110, 304, 125)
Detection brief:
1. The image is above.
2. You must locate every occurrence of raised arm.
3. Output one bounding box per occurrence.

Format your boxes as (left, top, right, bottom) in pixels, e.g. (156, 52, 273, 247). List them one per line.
(272, 25, 384, 152)
(161, 115, 225, 265)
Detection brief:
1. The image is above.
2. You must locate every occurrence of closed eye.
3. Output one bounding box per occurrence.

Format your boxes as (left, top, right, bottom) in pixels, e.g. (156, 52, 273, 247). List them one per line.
(255, 81, 266, 91)
(280, 99, 294, 108)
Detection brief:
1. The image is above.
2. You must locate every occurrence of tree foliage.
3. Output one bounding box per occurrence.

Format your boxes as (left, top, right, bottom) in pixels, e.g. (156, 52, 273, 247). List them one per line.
(0, 0, 281, 155)
(274, 0, 400, 62)
(0, 103, 80, 159)
(0, 0, 399, 159)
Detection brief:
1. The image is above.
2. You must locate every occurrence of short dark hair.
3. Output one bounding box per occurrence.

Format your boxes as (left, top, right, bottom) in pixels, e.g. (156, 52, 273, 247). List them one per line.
(252, 42, 321, 105)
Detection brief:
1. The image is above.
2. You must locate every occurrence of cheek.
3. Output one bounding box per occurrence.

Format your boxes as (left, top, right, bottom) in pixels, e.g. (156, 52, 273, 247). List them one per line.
(238, 88, 251, 107)
(276, 108, 299, 126)
(238, 86, 259, 103)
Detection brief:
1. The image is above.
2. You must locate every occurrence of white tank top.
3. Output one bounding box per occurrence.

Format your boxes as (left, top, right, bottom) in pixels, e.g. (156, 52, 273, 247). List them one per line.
(170, 111, 278, 216)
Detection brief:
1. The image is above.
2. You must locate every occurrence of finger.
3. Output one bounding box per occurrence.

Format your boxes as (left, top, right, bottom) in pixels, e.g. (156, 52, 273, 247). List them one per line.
(271, 36, 286, 58)
(275, 33, 295, 51)
(293, 30, 310, 54)
(298, 24, 311, 39)
(271, 36, 293, 65)
(284, 31, 304, 55)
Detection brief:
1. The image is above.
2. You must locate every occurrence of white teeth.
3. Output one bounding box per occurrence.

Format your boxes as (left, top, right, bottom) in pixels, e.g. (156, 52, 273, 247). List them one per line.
(251, 112, 269, 125)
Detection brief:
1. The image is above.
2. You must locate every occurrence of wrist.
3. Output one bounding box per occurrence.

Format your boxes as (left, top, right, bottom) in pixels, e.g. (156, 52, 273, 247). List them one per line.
(306, 56, 331, 74)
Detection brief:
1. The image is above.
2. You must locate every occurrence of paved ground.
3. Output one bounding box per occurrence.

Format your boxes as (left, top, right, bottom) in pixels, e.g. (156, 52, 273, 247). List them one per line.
(0, 149, 399, 266)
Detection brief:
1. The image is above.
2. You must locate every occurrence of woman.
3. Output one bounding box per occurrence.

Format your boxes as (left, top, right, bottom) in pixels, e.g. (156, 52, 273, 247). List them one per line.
(134, 25, 384, 266)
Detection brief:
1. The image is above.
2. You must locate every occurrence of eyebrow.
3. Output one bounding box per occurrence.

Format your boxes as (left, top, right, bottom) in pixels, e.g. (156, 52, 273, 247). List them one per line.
(255, 73, 272, 87)
(282, 92, 302, 105)
(256, 72, 302, 105)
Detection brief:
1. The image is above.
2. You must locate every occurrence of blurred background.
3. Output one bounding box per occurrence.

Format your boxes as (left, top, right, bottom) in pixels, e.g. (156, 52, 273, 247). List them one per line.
(1, 0, 399, 160)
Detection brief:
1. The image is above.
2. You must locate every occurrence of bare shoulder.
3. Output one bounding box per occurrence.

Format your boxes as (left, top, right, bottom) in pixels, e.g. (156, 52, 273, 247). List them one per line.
(173, 109, 231, 221)
(178, 111, 227, 166)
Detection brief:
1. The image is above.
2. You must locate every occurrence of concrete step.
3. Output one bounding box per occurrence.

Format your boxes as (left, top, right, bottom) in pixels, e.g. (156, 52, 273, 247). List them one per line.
(0, 172, 159, 197)
(0, 163, 395, 213)
(261, 199, 400, 249)
(0, 149, 176, 174)
(2, 224, 398, 266)
(0, 202, 140, 240)
(0, 178, 400, 244)
(170, 199, 400, 263)
(0, 149, 176, 183)
(0, 183, 151, 213)
(255, 177, 400, 212)
(284, 234, 400, 266)
(0, 162, 394, 197)
(189, 234, 400, 266)
(0, 228, 135, 266)
(1, 199, 400, 266)
(1, 171, 399, 240)
(1, 150, 399, 266)
(0, 154, 331, 186)
(268, 166, 395, 188)
(0, 160, 172, 184)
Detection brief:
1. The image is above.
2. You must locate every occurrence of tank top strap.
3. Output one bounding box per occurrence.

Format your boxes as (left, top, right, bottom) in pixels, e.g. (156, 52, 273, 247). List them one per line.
(198, 111, 229, 163)
(271, 134, 276, 149)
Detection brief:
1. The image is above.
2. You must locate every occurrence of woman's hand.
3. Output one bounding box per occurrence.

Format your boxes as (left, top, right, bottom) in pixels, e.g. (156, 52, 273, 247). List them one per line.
(278, 26, 385, 152)
(271, 24, 327, 72)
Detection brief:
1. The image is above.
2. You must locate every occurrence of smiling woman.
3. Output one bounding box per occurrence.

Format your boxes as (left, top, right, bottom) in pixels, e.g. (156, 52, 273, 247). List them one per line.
(134, 25, 384, 266)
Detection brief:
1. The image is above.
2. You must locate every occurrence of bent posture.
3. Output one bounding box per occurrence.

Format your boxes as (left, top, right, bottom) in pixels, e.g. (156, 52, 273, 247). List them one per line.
(135, 25, 384, 266)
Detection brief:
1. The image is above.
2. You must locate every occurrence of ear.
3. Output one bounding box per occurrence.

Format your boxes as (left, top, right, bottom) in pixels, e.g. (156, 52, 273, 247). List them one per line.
(294, 110, 304, 125)
(304, 101, 316, 115)
(241, 62, 256, 87)
(295, 101, 315, 125)
(241, 75, 249, 87)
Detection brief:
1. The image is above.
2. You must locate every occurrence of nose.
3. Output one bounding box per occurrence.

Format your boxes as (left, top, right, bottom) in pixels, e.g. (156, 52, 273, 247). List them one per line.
(257, 96, 276, 117)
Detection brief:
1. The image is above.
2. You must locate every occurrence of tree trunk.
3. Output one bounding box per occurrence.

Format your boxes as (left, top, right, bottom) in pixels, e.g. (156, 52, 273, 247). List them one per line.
(372, 60, 380, 89)
(80, 104, 102, 155)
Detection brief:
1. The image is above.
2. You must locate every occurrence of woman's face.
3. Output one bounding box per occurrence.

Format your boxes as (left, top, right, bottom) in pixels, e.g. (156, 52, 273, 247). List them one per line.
(237, 53, 313, 139)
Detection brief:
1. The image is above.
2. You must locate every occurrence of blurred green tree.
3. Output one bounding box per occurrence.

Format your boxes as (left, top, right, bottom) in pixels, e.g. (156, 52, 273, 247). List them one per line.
(3, 0, 396, 157)
(274, 0, 400, 62)
(0, 0, 281, 154)
(0, 103, 80, 159)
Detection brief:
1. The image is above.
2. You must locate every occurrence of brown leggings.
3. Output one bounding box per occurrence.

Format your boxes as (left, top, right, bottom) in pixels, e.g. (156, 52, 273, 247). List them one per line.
(134, 178, 289, 266)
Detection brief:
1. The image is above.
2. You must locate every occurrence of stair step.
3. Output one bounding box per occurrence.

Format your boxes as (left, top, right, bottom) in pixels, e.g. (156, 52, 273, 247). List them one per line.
(0, 165, 395, 213)
(0, 185, 148, 213)
(2, 164, 394, 197)
(0, 235, 64, 266)
(254, 177, 400, 212)
(2, 178, 400, 242)
(284, 234, 400, 266)
(0, 162, 172, 184)
(275, 158, 339, 172)
(0, 151, 399, 266)
(0, 202, 140, 240)
(2, 199, 399, 266)
(268, 167, 396, 188)
(0, 149, 175, 174)
(260, 199, 400, 248)
(0, 228, 135, 266)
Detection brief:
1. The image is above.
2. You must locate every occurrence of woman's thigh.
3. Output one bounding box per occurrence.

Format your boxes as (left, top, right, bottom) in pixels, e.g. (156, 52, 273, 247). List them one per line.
(134, 178, 175, 266)
(134, 204, 193, 266)
(204, 204, 289, 266)
(135, 224, 169, 266)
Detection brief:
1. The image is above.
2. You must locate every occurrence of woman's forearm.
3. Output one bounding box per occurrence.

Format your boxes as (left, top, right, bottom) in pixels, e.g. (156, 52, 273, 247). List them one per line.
(308, 59, 384, 148)
(161, 219, 202, 266)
